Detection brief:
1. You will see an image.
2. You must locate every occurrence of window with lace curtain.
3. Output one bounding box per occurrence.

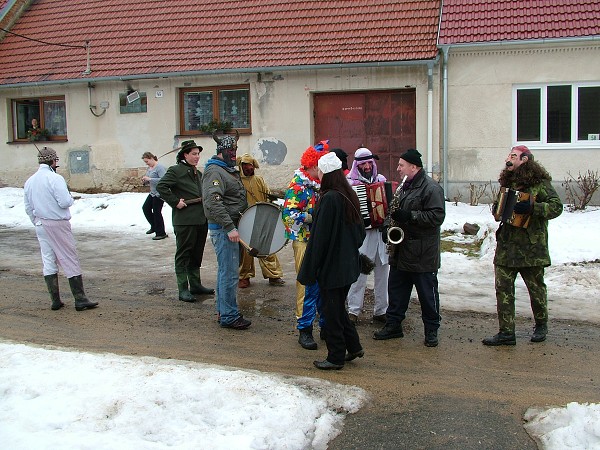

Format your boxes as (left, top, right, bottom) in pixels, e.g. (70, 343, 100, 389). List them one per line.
(11, 96, 67, 142)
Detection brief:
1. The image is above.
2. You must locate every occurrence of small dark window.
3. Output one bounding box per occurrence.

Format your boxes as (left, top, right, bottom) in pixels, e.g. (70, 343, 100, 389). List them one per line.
(517, 89, 541, 141)
(547, 85, 571, 143)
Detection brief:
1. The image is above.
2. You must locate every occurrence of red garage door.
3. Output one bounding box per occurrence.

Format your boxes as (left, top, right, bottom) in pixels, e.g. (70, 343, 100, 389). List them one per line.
(314, 89, 416, 182)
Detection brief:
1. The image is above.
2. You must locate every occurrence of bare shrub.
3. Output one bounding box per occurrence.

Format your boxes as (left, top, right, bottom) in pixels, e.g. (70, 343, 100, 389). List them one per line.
(562, 170, 600, 211)
(452, 190, 463, 206)
(468, 182, 488, 206)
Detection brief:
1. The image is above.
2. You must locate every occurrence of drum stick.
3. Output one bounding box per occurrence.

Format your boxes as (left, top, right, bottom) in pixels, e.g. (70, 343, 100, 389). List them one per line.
(239, 237, 259, 257)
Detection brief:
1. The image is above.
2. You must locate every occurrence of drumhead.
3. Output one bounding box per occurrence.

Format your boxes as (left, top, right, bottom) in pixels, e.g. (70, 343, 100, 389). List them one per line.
(238, 202, 288, 257)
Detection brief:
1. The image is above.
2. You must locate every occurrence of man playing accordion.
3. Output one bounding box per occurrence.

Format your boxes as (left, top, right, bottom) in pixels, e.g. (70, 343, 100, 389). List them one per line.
(346, 147, 390, 324)
(483, 146, 563, 346)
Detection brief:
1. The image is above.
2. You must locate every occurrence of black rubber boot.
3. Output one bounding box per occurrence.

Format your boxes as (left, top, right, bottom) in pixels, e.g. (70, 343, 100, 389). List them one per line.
(188, 268, 214, 295)
(44, 274, 64, 310)
(298, 326, 318, 350)
(176, 271, 195, 302)
(531, 323, 548, 342)
(68, 275, 99, 311)
(482, 331, 516, 346)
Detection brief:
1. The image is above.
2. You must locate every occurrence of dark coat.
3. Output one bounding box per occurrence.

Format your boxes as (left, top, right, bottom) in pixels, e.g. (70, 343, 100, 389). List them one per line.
(297, 190, 366, 289)
(388, 169, 446, 272)
(156, 161, 207, 226)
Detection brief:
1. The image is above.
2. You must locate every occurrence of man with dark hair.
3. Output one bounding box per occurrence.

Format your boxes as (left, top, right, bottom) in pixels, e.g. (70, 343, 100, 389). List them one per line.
(483, 145, 563, 345)
(203, 132, 251, 330)
(24, 147, 99, 311)
(373, 149, 445, 347)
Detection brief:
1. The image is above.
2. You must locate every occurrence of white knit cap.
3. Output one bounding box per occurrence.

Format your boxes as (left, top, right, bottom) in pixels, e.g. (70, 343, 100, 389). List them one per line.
(318, 152, 342, 174)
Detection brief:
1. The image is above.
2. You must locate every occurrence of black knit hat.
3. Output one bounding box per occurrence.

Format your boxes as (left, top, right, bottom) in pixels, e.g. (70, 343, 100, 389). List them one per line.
(399, 148, 423, 167)
(331, 148, 348, 171)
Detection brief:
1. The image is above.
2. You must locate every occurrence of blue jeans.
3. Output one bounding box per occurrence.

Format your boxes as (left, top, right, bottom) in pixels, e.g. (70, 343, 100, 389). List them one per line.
(209, 228, 241, 325)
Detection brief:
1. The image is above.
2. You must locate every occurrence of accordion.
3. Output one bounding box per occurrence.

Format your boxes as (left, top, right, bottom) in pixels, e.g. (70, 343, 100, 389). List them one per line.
(493, 187, 533, 228)
(352, 181, 398, 229)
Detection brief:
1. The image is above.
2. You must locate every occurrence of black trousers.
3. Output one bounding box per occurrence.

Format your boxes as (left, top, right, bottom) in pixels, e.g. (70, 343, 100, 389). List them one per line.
(142, 195, 166, 236)
(387, 267, 441, 332)
(321, 285, 362, 365)
(173, 223, 208, 272)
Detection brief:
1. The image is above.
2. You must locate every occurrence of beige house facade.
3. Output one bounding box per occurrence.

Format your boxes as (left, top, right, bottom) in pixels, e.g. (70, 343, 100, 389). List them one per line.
(1, 64, 439, 192)
(441, 39, 600, 203)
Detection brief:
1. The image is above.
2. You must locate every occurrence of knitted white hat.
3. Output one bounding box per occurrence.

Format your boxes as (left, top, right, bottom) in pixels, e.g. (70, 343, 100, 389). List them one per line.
(318, 152, 342, 174)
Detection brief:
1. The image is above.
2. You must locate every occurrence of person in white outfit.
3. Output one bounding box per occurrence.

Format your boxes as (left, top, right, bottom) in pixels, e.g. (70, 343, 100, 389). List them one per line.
(346, 147, 389, 323)
(24, 147, 98, 311)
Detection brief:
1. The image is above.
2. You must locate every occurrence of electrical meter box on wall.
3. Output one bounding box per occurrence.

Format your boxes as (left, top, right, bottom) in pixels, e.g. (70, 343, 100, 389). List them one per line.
(69, 150, 89, 174)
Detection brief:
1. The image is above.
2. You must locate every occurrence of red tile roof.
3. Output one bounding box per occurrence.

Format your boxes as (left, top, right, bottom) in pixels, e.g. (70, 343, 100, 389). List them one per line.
(439, 0, 600, 45)
(0, 0, 441, 86)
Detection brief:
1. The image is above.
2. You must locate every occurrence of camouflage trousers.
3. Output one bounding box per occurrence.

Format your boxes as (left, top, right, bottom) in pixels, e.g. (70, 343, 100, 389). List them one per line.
(494, 265, 548, 333)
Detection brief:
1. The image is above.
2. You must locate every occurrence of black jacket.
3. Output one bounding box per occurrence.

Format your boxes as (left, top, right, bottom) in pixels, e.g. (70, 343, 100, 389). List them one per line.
(388, 169, 445, 272)
(297, 190, 366, 289)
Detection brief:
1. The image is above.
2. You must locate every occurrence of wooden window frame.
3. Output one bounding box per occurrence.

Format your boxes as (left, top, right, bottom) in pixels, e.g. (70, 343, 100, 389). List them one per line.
(11, 96, 67, 142)
(179, 84, 251, 136)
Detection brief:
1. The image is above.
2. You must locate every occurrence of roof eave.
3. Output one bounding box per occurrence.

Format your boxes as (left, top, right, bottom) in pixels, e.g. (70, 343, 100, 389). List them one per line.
(0, 57, 440, 89)
(438, 34, 600, 50)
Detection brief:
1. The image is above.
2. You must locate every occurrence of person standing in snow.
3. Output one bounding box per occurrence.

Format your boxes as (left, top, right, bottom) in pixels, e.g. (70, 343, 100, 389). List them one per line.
(483, 146, 563, 346)
(24, 146, 99, 311)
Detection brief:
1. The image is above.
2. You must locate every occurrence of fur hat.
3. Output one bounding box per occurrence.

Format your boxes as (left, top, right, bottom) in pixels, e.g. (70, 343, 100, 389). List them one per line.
(318, 152, 342, 174)
(177, 140, 202, 161)
(37, 146, 58, 164)
(331, 148, 349, 171)
(399, 148, 423, 167)
(300, 140, 329, 169)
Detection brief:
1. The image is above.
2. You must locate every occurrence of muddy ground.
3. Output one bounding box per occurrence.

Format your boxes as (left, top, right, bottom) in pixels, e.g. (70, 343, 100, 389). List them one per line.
(1, 225, 599, 449)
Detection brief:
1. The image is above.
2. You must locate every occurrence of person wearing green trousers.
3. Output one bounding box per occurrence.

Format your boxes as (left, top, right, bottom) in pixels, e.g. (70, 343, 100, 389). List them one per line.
(157, 140, 214, 302)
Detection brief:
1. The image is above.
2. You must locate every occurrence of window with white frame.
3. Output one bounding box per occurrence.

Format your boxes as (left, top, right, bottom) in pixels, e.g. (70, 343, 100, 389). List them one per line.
(11, 96, 67, 142)
(179, 85, 250, 136)
(515, 83, 600, 145)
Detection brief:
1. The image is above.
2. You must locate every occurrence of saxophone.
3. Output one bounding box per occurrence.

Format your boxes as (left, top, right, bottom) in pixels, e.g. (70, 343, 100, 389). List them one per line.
(385, 175, 408, 255)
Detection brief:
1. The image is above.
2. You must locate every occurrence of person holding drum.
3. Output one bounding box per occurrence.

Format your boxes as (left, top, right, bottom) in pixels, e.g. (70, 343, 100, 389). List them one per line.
(483, 146, 563, 346)
(236, 153, 285, 289)
(282, 140, 329, 350)
(346, 147, 390, 325)
(157, 140, 214, 302)
(298, 152, 365, 370)
(202, 132, 251, 330)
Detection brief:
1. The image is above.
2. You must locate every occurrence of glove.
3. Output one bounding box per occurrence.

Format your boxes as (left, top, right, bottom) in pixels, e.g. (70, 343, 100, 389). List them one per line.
(391, 208, 411, 224)
(304, 213, 312, 224)
(513, 200, 532, 214)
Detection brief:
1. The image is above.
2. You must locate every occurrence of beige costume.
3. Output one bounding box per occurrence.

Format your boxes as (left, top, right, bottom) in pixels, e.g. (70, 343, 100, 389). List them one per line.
(237, 154, 284, 285)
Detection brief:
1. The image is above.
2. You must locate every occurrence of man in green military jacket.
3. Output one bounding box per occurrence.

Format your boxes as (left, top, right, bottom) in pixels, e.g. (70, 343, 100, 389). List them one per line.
(483, 146, 563, 346)
(157, 140, 214, 302)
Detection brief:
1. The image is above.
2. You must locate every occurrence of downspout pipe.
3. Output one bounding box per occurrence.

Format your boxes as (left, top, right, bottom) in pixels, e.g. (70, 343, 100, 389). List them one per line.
(441, 45, 450, 196)
(427, 61, 433, 178)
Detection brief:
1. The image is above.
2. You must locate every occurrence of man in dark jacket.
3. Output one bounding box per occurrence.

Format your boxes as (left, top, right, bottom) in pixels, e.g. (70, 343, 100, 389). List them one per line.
(157, 140, 214, 302)
(202, 132, 250, 330)
(483, 146, 563, 346)
(373, 149, 445, 347)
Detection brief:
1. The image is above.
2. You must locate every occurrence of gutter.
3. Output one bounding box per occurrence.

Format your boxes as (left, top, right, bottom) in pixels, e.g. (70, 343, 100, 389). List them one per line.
(0, 58, 439, 89)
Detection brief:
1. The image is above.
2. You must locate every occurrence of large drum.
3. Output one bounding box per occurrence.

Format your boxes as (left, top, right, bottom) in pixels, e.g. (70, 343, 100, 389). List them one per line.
(237, 202, 288, 257)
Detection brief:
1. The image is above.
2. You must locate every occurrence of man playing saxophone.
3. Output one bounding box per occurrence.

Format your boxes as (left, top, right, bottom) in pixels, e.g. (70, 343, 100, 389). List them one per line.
(374, 149, 445, 347)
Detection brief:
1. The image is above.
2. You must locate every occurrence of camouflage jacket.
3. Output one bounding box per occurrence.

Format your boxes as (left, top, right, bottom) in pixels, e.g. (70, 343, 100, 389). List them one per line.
(494, 164, 563, 268)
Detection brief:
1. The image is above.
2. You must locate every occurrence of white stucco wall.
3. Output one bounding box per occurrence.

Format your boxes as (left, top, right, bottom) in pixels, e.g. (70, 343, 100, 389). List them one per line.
(0, 64, 438, 192)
